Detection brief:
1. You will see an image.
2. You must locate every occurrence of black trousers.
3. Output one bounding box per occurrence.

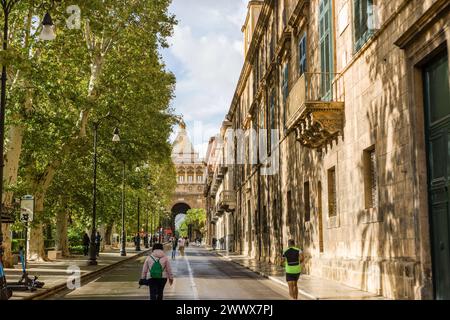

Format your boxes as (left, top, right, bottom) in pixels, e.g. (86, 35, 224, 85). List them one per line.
(149, 278, 168, 300)
(83, 245, 89, 256)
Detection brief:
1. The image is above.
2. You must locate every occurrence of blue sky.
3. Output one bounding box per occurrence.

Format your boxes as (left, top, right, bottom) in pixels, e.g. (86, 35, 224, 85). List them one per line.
(161, 0, 248, 158)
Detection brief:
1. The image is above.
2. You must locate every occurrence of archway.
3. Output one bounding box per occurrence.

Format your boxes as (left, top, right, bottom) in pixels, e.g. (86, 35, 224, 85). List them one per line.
(170, 203, 191, 236)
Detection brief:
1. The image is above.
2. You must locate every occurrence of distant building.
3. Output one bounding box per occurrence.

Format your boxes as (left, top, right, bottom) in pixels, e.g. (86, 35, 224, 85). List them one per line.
(170, 123, 206, 239)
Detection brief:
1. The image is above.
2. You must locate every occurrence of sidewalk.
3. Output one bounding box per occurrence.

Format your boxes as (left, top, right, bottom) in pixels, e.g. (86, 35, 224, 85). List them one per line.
(213, 249, 386, 300)
(4, 247, 151, 300)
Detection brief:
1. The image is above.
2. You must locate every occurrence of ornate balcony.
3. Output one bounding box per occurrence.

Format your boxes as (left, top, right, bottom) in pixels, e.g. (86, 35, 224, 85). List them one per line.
(286, 0, 310, 29)
(218, 190, 236, 212)
(286, 72, 345, 149)
(218, 164, 227, 178)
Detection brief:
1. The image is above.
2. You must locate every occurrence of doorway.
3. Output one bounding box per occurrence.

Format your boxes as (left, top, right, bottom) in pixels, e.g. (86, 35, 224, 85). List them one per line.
(318, 181, 324, 253)
(423, 50, 450, 300)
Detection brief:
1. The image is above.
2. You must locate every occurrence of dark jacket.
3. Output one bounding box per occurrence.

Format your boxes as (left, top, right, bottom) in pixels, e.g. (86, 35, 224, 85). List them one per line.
(83, 234, 90, 246)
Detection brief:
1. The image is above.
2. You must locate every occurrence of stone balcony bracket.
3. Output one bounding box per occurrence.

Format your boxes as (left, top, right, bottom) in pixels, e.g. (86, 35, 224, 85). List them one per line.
(286, 72, 345, 150)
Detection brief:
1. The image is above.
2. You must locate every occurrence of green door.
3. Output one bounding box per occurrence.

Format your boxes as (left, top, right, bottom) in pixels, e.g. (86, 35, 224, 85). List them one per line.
(423, 51, 450, 300)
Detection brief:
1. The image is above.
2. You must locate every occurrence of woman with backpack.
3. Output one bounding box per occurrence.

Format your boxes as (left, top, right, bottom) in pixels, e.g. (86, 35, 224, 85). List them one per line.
(140, 243, 174, 300)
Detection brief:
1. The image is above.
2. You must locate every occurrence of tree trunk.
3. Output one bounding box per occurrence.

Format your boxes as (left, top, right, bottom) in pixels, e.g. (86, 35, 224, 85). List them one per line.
(1, 9, 35, 266)
(1, 224, 12, 267)
(55, 200, 70, 257)
(105, 223, 113, 246)
(27, 193, 47, 261)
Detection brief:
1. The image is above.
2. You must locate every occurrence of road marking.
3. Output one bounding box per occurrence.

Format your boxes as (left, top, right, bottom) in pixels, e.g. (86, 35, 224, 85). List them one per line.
(184, 253, 199, 300)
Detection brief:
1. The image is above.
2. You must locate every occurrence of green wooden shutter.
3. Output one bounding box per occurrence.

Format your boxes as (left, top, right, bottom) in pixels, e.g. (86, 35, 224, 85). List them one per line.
(354, 0, 375, 52)
(319, 0, 334, 100)
(299, 33, 307, 76)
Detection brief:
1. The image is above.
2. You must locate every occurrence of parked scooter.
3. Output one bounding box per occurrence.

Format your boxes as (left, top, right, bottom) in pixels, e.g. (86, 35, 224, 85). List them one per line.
(8, 248, 44, 292)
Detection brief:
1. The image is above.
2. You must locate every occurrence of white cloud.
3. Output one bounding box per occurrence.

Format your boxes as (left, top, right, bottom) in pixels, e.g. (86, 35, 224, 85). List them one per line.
(162, 0, 248, 158)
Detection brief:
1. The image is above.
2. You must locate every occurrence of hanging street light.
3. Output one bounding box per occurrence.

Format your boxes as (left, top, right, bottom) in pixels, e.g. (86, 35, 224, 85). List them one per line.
(39, 12, 57, 41)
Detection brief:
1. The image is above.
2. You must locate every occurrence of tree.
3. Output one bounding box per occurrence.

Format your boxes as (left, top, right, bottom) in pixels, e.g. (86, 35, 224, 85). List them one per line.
(178, 209, 206, 239)
(1, 0, 178, 261)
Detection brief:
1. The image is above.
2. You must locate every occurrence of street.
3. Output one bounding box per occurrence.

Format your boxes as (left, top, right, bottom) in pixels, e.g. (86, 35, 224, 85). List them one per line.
(48, 247, 292, 300)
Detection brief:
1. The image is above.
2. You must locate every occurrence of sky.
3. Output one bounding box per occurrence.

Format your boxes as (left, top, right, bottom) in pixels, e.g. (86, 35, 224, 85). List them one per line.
(161, 0, 248, 159)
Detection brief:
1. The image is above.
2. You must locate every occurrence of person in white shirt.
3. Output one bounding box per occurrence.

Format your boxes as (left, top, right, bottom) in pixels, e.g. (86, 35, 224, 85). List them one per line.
(178, 237, 186, 256)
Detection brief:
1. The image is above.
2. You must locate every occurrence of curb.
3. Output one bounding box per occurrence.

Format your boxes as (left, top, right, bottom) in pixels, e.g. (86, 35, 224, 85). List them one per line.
(23, 249, 152, 300)
(213, 250, 318, 300)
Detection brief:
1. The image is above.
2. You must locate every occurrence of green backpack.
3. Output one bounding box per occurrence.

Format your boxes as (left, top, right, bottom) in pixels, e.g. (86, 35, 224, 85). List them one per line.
(149, 256, 165, 279)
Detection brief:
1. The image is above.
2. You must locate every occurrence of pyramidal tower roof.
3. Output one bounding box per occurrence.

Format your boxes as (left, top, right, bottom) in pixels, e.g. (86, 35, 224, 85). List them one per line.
(171, 125, 200, 164)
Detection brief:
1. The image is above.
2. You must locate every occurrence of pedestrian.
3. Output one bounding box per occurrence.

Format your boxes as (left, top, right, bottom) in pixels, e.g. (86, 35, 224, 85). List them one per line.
(82, 232, 90, 256)
(185, 237, 189, 247)
(134, 233, 140, 248)
(143, 233, 149, 248)
(140, 243, 174, 300)
(95, 231, 102, 257)
(178, 237, 186, 256)
(212, 237, 217, 250)
(282, 239, 304, 300)
(171, 237, 178, 260)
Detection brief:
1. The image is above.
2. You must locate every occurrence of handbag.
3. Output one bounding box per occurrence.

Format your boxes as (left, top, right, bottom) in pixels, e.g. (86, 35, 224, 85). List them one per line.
(139, 278, 150, 287)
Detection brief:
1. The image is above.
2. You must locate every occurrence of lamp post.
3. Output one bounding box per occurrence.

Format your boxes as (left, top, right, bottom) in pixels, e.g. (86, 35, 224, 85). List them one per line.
(120, 160, 127, 257)
(0, 1, 56, 300)
(146, 183, 152, 248)
(145, 202, 149, 249)
(88, 117, 120, 266)
(135, 197, 141, 251)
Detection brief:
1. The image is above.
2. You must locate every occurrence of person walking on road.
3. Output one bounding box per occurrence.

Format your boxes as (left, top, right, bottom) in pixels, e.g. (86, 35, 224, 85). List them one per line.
(82, 232, 90, 256)
(282, 239, 304, 300)
(178, 237, 186, 256)
(140, 243, 174, 300)
(171, 237, 178, 260)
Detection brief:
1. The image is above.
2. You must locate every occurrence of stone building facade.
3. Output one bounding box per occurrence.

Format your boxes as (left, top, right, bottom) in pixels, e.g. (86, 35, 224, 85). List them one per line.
(205, 0, 450, 299)
(204, 122, 236, 251)
(169, 124, 206, 236)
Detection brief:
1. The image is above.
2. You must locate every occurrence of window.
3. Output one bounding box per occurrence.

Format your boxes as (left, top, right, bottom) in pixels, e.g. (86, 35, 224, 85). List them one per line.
(268, 89, 276, 152)
(353, 0, 375, 52)
(269, 89, 276, 130)
(319, 0, 334, 99)
(304, 182, 311, 222)
(298, 33, 307, 76)
(270, 22, 275, 61)
(327, 167, 337, 217)
(188, 175, 193, 183)
(282, 63, 289, 128)
(197, 175, 203, 183)
(364, 147, 378, 209)
(253, 53, 259, 95)
(287, 191, 292, 225)
(179, 176, 184, 183)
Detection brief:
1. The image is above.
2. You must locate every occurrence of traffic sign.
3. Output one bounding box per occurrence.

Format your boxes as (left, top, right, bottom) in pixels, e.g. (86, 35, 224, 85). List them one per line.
(20, 195, 34, 222)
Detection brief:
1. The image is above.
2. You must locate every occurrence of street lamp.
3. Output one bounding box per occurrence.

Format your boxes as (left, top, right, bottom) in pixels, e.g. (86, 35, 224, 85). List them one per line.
(135, 197, 141, 252)
(120, 160, 127, 257)
(88, 116, 120, 266)
(145, 202, 149, 249)
(0, 1, 56, 300)
(145, 183, 152, 248)
(39, 12, 56, 41)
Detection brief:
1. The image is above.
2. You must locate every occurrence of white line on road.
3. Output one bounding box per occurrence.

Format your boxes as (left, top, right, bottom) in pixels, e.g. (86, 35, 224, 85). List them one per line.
(184, 253, 199, 300)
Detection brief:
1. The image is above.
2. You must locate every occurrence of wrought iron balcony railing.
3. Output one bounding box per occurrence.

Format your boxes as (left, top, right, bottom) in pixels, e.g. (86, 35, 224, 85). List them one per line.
(286, 72, 345, 149)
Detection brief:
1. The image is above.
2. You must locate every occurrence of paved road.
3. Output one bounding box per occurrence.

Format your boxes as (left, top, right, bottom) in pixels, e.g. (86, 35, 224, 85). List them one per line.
(49, 247, 291, 300)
